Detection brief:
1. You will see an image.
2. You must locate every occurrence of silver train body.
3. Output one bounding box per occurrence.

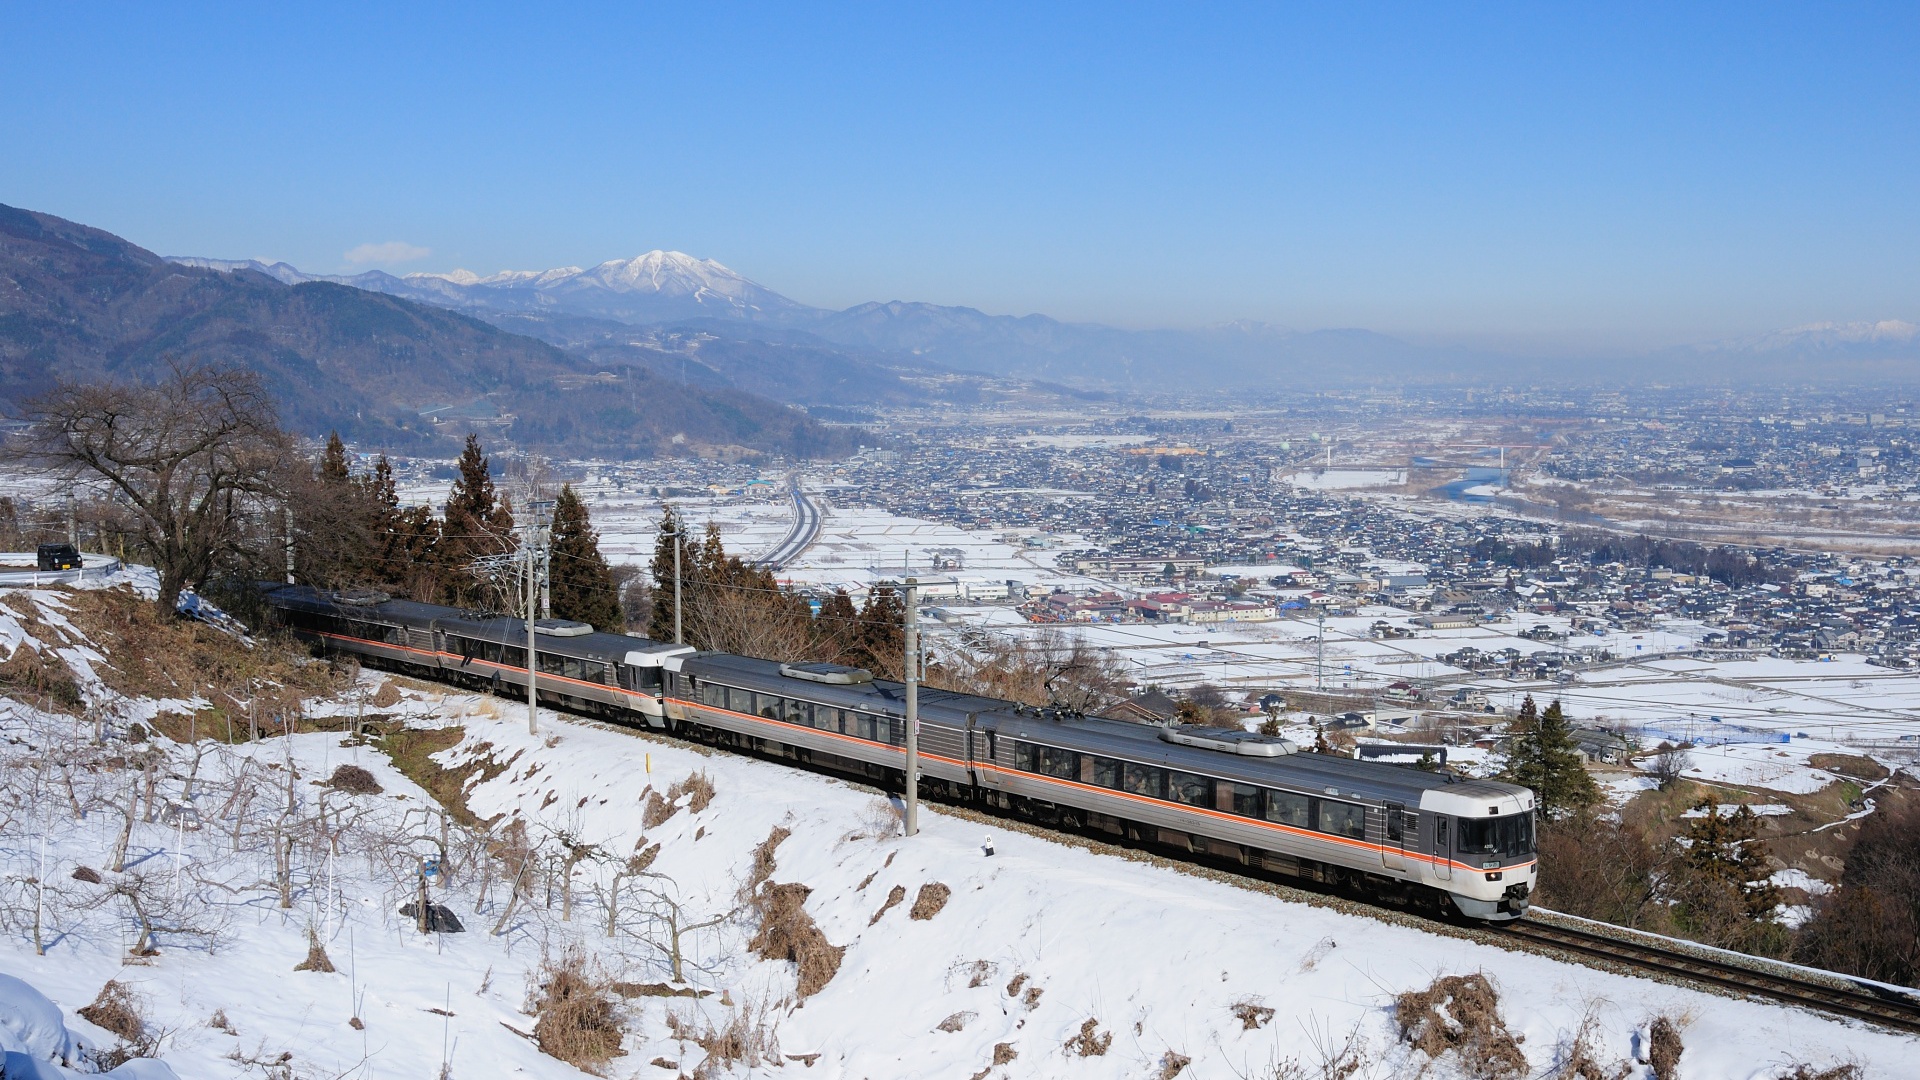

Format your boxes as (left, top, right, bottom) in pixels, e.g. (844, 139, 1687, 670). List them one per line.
(262, 585, 1537, 920)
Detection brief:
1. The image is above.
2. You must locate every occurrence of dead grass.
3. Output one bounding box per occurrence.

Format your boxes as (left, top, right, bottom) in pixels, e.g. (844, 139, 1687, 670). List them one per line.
(292, 929, 336, 973)
(936, 1010, 975, 1033)
(78, 980, 147, 1043)
(747, 883, 845, 999)
(909, 882, 951, 920)
(667, 770, 716, 813)
(529, 948, 626, 1074)
(665, 996, 780, 1079)
(374, 728, 513, 827)
(1806, 753, 1888, 781)
(1063, 1018, 1112, 1057)
(1158, 1050, 1193, 1079)
(1776, 1062, 1863, 1080)
(325, 764, 382, 795)
(1005, 973, 1029, 997)
(869, 884, 906, 925)
(1550, 1012, 1628, 1080)
(969, 1040, 1020, 1078)
(741, 825, 790, 901)
(370, 680, 402, 708)
(1394, 973, 1527, 1080)
(60, 584, 349, 712)
(640, 790, 676, 829)
(0, 641, 84, 712)
(1646, 1016, 1683, 1080)
(1232, 999, 1277, 1030)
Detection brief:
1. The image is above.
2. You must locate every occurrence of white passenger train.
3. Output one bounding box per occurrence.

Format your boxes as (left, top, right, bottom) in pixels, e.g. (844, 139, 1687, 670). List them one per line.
(263, 585, 1537, 920)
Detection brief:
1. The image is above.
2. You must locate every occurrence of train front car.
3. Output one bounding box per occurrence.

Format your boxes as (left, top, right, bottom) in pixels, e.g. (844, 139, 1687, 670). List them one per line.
(1420, 781, 1536, 920)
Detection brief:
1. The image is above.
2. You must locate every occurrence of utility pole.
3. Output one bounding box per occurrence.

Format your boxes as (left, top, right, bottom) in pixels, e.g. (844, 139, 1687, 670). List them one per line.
(284, 505, 295, 584)
(65, 492, 76, 548)
(1316, 608, 1326, 691)
(672, 516, 684, 646)
(525, 500, 554, 736)
(903, 577, 920, 837)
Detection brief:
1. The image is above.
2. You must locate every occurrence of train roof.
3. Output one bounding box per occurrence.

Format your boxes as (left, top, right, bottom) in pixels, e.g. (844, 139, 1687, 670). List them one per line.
(680, 651, 1012, 721)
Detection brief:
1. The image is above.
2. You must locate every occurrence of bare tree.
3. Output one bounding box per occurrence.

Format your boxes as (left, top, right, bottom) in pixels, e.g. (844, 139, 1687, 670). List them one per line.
(15, 363, 290, 616)
(1649, 746, 1692, 791)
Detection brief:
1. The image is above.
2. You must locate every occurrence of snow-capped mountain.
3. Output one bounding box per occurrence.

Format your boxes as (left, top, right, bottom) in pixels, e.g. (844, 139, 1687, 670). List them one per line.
(1712, 319, 1920, 353)
(170, 250, 815, 324)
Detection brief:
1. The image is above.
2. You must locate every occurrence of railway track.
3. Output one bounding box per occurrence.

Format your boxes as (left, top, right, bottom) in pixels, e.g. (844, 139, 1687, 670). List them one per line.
(1493, 915, 1920, 1034)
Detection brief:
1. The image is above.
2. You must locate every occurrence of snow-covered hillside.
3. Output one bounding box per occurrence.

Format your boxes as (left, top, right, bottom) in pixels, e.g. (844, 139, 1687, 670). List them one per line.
(0, 572, 1907, 1078)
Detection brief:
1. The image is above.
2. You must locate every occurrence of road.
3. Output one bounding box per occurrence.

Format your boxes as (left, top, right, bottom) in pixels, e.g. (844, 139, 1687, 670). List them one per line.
(756, 477, 822, 569)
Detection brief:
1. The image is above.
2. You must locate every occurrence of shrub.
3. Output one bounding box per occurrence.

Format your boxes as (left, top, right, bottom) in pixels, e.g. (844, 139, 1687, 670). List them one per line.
(325, 764, 382, 794)
(665, 996, 780, 1078)
(1232, 1000, 1276, 1030)
(747, 883, 845, 999)
(640, 790, 676, 829)
(529, 948, 625, 1074)
(79, 980, 147, 1044)
(1394, 973, 1527, 1080)
(1646, 1016, 1683, 1080)
(293, 928, 336, 972)
(667, 770, 716, 813)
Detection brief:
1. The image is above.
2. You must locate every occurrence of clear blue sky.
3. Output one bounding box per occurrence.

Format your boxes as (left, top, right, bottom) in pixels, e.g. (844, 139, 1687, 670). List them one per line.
(4, 3, 1916, 347)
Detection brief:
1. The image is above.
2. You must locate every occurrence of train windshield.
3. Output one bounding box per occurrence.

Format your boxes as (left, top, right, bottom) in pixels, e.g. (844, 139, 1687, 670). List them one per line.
(1455, 813, 1533, 859)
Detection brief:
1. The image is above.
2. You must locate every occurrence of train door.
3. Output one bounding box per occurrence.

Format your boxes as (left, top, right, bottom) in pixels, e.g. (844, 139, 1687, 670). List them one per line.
(1431, 815, 1452, 881)
(1381, 802, 1408, 872)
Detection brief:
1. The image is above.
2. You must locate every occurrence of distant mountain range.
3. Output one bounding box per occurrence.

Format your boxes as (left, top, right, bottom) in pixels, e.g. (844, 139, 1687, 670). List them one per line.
(0, 205, 859, 458)
(173, 252, 1920, 388)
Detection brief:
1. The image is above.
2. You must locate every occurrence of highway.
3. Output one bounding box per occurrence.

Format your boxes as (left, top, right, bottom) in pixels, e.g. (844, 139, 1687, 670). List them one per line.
(756, 477, 822, 569)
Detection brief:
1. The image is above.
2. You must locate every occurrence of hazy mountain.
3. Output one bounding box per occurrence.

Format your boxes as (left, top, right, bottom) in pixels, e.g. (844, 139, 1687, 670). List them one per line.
(2, 205, 858, 458)
(169, 252, 1920, 389)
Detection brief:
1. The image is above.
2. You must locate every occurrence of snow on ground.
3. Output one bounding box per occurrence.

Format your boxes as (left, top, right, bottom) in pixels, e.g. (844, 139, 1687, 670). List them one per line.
(0, 571, 1908, 1076)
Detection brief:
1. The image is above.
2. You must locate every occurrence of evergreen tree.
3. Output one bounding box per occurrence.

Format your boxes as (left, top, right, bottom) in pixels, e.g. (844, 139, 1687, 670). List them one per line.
(812, 589, 861, 664)
(853, 586, 906, 678)
(437, 434, 515, 607)
(548, 484, 623, 631)
(1684, 800, 1783, 921)
(1503, 696, 1601, 818)
(320, 431, 352, 484)
(646, 507, 694, 643)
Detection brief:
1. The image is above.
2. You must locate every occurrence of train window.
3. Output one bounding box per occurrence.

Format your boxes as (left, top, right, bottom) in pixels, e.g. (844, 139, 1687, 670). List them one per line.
(1012, 741, 1037, 771)
(1435, 817, 1449, 851)
(1122, 762, 1164, 800)
(1230, 783, 1262, 817)
(1168, 771, 1212, 807)
(1091, 756, 1122, 789)
(1264, 789, 1312, 829)
(1456, 814, 1532, 859)
(1319, 800, 1367, 840)
(758, 695, 780, 721)
(1386, 809, 1405, 844)
(1037, 746, 1078, 780)
(887, 718, 905, 746)
(790, 700, 813, 727)
(502, 645, 527, 669)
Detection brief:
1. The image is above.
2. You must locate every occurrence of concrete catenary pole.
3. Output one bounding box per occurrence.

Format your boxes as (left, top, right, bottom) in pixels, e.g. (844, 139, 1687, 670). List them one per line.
(526, 523, 539, 736)
(903, 577, 919, 837)
(672, 515, 684, 646)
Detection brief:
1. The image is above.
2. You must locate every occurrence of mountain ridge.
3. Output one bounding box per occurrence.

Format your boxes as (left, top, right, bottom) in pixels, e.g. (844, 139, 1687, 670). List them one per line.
(2, 205, 857, 458)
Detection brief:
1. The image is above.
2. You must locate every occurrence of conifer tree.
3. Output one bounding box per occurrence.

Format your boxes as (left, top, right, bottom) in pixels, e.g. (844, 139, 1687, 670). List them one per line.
(320, 432, 352, 485)
(647, 507, 694, 643)
(853, 585, 906, 678)
(437, 434, 514, 607)
(1502, 696, 1601, 818)
(548, 484, 623, 631)
(1684, 800, 1783, 921)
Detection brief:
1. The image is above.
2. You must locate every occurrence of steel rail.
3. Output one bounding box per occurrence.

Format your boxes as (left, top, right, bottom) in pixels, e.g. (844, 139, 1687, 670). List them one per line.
(1492, 917, 1920, 1034)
